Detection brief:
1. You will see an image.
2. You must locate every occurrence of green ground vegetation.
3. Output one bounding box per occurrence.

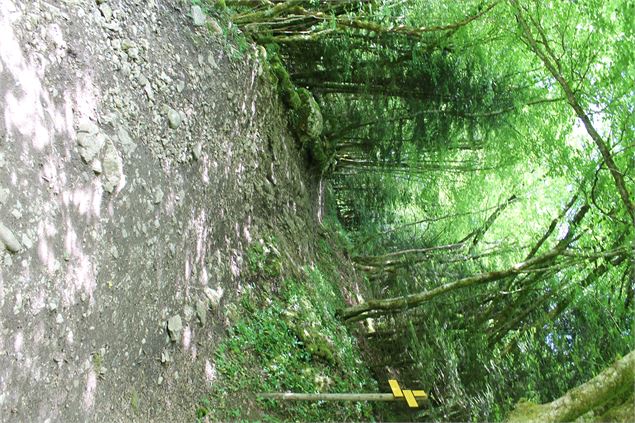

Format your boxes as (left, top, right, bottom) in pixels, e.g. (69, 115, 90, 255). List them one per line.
(196, 235, 377, 422)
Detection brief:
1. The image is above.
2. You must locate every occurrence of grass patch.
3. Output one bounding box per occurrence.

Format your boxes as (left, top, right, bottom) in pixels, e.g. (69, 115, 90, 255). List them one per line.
(196, 239, 377, 421)
(191, 0, 250, 61)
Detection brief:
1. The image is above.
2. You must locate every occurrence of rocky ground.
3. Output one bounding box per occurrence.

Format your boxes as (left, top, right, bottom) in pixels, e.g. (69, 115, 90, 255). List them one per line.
(0, 0, 319, 420)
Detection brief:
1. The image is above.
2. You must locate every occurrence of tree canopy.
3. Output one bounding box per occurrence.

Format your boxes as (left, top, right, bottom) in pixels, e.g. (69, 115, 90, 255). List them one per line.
(225, 0, 634, 420)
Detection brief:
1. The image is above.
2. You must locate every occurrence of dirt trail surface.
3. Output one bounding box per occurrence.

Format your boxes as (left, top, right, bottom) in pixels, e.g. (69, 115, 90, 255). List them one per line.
(0, 0, 317, 420)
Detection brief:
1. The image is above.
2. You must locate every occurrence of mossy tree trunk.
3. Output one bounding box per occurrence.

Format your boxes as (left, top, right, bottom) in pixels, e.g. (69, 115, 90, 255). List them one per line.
(506, 350, 635, 422)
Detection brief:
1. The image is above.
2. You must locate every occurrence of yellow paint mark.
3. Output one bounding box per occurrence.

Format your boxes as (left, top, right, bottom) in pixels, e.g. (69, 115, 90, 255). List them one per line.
(413, 390, 428, 399)
(388, 379, 403, 398)
(402, 389, 419, 408)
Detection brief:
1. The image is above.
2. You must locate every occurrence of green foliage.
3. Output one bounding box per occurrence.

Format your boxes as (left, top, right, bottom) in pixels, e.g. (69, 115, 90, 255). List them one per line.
(221, 0, 634, 420)
(245, 237, 282, 280)
(264, 53, 332, 171)
(197, 250, 376, 421)
(269, 55, 301, 111)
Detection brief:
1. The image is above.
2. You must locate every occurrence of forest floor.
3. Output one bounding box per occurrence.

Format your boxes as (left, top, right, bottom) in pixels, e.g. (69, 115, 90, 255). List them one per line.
(0, 0, 376, 421)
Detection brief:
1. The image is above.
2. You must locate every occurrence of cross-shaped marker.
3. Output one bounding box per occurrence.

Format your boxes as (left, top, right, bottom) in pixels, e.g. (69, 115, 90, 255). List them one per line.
(258, 379, 428, 408)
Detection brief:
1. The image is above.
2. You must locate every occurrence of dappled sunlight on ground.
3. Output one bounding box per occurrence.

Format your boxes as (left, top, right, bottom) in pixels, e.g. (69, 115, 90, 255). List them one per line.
(0, 1, 111, 417)
(204, 359, 217, 383)
(0, 0, 317, 419)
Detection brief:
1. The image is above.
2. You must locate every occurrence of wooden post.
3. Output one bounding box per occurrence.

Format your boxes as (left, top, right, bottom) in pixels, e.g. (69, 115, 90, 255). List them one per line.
(258, 380, 428, 408)
(258, 393, 398, 402)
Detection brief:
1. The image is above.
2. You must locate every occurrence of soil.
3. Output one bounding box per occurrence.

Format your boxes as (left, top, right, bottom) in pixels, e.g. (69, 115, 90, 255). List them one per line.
(0, 0, 319, 421)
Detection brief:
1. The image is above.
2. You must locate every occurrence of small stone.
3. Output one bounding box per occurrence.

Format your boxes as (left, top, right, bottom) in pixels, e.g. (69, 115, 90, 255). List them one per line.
(196, 300, 207, 325)
(167, 315, 182, 342)
(78, 121, 99, 134)
(20, 234, 33, 250)
(0, 187, 8, 205)
(0, 223, 21, 253)
(157, 376, 163, 385)
(167, 108, 181, 129)
(144, 84, 155, 101)
(192, 144, 202, 161)
(99, 3, 112, 22)
(102, 21, 122, 32)
(121, 39, 134, 51)
(183, 305, 194, 321)
(116, 126, 137, 156)
(204, 286, 224, 309)
(10, 209, 22, 220)
(55, 313, 64, 324)
(102, 142, 124, 193)
(153, 188, 163, 204)
(176, 80, 185, 93)
(126, 47, 139, 60)
(137, 73, 149, 86)
(207, 53, 218, 69)
(92, 159, 103, 174)
(77, 126, 106, 163)
(191, 5, 206, 26)
(208, 18, 222, 35)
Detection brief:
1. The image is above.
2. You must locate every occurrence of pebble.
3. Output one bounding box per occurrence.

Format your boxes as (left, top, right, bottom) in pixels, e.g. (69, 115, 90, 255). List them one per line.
(92, 159, 103, 174)
(0, 223, 21, 253)
(204, 286, 224, 308)
(153, 188, 163, 204)
(208, 19, 222, 35)
(167, 315, 182, 342)
(102, 142, 124, 193)
(77, 123, 106, 163)
(192, 144, 202, 161)
(144, 84, 155, 101)
(191, 5, 206, 26)
(20, 234, 33, 250)
(167, 108, 181, 129)
(99, 3, 113, 22)
(196, 300, 207, 325)
(183, 305, 194, 321)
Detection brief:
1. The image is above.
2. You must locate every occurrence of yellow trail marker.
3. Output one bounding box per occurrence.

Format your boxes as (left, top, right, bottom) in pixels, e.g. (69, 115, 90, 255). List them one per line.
(403, 390, 419, 408)
(413, 390, 428, 399)
(388, 379, 403, 397)
(388, 379, 428, 407)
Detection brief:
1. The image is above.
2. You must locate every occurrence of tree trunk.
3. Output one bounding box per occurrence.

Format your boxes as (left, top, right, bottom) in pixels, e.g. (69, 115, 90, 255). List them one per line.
(506, 350, 635, 422)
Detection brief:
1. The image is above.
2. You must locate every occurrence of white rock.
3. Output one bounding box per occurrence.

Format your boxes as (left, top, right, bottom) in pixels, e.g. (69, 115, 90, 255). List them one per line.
(191, 5, 206, 26)
(167, 315, 182, 342)
(102, 142, 124, 193)
(204, 286, 224, 308)
(92, 159, 103, 174)
(167, 108, 181, 129)
(0, 223, 21, 252)
(99, 3, 112, 22)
